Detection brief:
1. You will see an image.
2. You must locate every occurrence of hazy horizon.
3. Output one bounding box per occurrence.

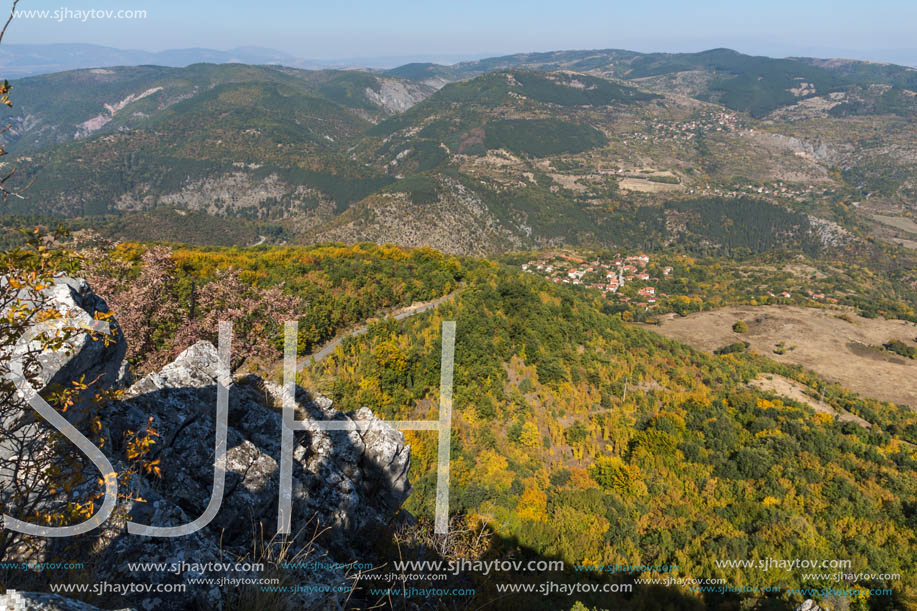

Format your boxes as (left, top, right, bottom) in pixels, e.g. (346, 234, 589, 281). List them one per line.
(1, 42, 915, 76)
(4, 0, 917, 68)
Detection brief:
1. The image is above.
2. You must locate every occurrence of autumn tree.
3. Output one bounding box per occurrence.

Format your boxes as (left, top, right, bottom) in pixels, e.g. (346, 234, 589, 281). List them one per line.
(83, 244, 184, 372)
(170, 268, 304, 372)
(0, 230, 114, 563)
(84, 244, 305, 373)
(0, 8, 91, 563)
(0, 0, 32, 202)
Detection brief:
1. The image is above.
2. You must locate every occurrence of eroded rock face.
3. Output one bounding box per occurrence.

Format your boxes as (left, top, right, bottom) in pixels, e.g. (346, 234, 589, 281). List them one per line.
(1, 278, 412, 610)
(0, 590, 133, 611)
(111, 341, 411, 551)
(1, 276, 129, 539)
(2, 275, 129, 395)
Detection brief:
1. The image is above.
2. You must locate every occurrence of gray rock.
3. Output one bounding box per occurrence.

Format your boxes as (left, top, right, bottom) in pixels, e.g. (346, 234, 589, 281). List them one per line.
(1, 276, 129, 538)
(795, 601, 825, 611)
(2, 280, 413, 611)
(0, 590, 135, 610)
(4, 275, 128, 396)
(114, 341, 411, 548)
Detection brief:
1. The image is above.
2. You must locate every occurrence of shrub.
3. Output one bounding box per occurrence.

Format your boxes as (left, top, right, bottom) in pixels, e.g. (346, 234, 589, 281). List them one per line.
(884, 339, 917, 359)
(715, 341, 749, 355)
(732, 320, 748, 333)
(564, 422, 589, 445)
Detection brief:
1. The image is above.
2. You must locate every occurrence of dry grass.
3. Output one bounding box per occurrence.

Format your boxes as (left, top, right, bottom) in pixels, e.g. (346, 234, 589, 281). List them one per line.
(222, 518, 334, 611)
(648, 305, 917, 408)
(872, 214, 917, 235)
(618, 177, 684, 192)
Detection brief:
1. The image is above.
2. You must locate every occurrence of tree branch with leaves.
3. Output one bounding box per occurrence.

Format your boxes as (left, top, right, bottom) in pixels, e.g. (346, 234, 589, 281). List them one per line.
(0, 0, 33, 201)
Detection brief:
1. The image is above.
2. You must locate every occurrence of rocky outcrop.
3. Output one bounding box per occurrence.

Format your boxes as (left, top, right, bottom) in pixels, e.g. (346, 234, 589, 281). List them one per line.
(1, 276, 129, 528)
(112, 341, 411, 550)
(807, 214, 853, 247)
(3, 275, 128, 394)
(312, 174, 529, 256)
(0, 590, 132, 611)
(1, 278, 413, 610)
(362, 78, 436, 114)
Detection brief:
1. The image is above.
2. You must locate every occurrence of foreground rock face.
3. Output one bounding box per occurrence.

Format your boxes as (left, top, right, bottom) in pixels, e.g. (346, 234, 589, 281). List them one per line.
(0, 590, 131, 611)
(1, 276, 129, 541)
(1, 278, 412, 610)
(2, 275, 128, 396)
(114, 340, 411, 549)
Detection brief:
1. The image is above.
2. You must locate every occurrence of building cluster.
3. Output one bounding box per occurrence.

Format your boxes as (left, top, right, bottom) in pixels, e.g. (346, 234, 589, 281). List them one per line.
(521, 253, 840, 314)
(690, 179, 822, 201)
(522, 253, 664, 305)
(762, 288, 836, 304)
(623, 111, 740, 145)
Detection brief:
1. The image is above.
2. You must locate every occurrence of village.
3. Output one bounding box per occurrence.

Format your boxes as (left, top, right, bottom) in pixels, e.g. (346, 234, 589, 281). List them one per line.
(690, 179, 834, 203)
(521, 252, 670, 309)
(521, 252, 838, 314)
(622, 109, 741, 146)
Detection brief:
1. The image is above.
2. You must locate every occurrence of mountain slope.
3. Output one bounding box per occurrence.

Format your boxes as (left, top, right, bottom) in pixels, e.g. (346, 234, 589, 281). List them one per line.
(2, 63, 436, 152)
(6, 79, 388, 217)
(392, 47, 917, 118)
(1, 64, 440, 219)
(1, 50, 915, 255)
(298, 260, 917, 607)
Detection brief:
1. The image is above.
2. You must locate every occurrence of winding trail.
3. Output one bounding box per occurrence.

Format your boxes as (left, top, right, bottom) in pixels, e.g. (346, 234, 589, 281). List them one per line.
(297, 289, 461, 371)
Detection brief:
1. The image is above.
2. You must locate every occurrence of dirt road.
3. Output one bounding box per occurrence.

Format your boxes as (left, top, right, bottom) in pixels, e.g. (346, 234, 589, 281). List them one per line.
(297, 289, 459, 371)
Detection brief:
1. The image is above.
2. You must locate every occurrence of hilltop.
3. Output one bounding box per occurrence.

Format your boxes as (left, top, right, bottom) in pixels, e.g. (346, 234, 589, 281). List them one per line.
(390, 47, 917, 117)
(4, 237, 911, 609)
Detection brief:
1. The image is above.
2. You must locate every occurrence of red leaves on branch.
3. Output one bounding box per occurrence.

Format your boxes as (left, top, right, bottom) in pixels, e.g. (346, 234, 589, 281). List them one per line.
(86, 246, 303, 374)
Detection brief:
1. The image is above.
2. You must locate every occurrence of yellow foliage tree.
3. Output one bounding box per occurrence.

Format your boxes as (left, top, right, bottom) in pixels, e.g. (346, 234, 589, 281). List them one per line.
(516, 484, 548, 522)
(519, 421, 542, 449)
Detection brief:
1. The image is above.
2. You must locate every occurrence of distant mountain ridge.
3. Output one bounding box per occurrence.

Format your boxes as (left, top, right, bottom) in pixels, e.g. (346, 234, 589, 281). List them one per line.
(0, 47, 915, 255)
(388, 47, 917, 117)
(3, 42, 916, 79)
(0, 43, 487, 77)
(0, 43, 304, 77)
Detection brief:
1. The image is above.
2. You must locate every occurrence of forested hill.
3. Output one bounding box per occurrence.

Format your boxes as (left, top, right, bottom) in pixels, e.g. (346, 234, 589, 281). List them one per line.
(76, 236, 917, 607)
(300, 257, 917, 608)
(395, 47, 917, 117)
(2, 48, 916, 257)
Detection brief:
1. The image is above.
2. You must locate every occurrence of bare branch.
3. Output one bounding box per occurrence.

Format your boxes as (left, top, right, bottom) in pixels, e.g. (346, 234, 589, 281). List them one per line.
(0, 1, 25, 201)
(0, 0, 20, 47)
(0, 166, 34, 199)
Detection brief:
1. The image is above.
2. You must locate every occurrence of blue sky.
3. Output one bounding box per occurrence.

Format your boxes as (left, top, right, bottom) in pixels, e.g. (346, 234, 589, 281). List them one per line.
(6, 0, 917, 64)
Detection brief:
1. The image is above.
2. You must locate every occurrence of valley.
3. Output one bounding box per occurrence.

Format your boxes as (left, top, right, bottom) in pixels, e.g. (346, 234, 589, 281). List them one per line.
(0, 48, 914, 259)
(3, 42, 917, 611)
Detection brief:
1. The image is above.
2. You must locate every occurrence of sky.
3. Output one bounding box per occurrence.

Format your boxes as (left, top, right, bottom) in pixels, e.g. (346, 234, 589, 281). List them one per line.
(5, 0, 917, 65)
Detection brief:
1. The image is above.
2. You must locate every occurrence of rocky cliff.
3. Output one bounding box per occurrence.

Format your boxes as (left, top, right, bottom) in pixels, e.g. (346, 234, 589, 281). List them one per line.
(1, 277, 412, 610)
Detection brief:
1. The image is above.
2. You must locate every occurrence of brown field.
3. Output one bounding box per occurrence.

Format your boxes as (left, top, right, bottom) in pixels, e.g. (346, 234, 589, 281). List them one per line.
(618, 177, 684, 192)
(872, 214, 917, 250)
(646, 305, 917, 408)
(873, 214, 917, 235)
